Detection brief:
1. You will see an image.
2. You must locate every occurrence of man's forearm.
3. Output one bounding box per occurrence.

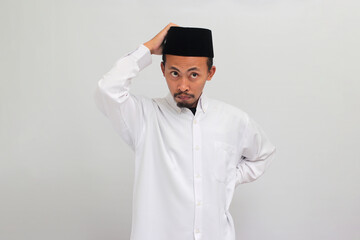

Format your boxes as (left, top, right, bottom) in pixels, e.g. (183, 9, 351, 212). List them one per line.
(95, 44, 151, 106)
(93, 44, 151, 147)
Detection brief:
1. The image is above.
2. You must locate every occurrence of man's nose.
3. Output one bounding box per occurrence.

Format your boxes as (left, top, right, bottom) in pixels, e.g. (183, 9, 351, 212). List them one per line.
(178, 77, 190, 92)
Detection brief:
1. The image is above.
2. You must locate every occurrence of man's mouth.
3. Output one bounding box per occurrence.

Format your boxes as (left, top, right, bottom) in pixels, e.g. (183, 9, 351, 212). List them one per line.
(177, 95, 191, 100)
(174, 93, 194, 101)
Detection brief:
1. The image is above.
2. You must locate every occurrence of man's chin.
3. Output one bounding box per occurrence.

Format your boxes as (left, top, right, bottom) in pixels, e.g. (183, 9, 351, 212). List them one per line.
(173, 94, 198, 108)
(176, 100, 196, 108)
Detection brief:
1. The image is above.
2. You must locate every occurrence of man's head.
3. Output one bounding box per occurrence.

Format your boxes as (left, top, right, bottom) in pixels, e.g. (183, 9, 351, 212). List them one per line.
(161, 26, 216, 108)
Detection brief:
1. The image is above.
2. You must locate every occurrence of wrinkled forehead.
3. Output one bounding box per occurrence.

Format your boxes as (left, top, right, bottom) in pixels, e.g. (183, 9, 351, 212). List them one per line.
(164, 54, 209, 70)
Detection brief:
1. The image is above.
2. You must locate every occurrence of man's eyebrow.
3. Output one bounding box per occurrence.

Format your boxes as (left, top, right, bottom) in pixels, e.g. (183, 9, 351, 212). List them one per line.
(187, 67, 199, 72)
(169, 66, 180, 71)
(168, 66, 200, 72)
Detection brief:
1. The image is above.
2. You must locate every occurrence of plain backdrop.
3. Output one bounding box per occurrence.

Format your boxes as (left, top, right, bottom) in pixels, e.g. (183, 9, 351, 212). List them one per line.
(1, 0, 359, 239)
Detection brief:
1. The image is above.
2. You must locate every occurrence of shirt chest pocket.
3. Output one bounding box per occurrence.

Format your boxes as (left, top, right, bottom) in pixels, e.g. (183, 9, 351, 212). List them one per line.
(212, 141, 238, 183)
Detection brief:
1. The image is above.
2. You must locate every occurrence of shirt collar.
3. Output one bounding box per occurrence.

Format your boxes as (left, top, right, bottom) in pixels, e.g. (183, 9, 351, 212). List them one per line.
(165, 92, 208, 114)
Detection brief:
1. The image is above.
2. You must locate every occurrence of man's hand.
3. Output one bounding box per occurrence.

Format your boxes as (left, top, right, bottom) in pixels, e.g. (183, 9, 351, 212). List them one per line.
(144, 23, 178, 55)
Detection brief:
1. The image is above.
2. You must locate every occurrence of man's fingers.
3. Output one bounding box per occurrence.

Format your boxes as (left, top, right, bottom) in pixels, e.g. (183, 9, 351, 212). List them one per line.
(144, 23, 179, 55)
(155, 23, 179, 47)
(165, 22, 179, 31)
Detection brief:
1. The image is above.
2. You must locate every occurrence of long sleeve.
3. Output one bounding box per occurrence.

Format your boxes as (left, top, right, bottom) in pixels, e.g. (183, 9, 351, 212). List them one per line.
(235, 116, 276, 186)
(94, 44, 152, 149)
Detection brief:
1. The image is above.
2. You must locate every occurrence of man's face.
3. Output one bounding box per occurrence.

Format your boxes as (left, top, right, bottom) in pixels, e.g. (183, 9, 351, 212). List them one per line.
(161, 54, 216, 108)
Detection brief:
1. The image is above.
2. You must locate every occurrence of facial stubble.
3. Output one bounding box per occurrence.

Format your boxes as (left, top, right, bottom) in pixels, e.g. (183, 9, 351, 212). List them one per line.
(174, 92, 197, 108)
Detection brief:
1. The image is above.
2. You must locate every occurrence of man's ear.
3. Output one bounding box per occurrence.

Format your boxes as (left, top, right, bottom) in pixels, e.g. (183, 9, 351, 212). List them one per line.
(206, 66, 216, 81)
(161, 62, 165, 76)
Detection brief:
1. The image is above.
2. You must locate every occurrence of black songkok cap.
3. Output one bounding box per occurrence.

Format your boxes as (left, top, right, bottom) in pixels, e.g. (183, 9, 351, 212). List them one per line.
(163, 26, 214, 58)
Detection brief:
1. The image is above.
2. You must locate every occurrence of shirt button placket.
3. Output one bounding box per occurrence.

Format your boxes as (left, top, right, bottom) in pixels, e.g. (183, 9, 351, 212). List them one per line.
(192, 116, 203, 240)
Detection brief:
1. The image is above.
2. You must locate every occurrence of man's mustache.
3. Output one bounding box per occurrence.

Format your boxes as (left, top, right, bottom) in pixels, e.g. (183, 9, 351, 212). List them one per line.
(174, 92, 195, 98)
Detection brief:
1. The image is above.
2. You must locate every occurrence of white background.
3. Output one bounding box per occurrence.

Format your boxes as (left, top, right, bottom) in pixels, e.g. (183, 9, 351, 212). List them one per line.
(1, 0, 359, 239)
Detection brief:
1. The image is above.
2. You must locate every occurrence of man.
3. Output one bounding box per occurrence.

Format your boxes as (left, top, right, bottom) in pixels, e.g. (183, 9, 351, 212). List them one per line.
(94, 23, 276, 240)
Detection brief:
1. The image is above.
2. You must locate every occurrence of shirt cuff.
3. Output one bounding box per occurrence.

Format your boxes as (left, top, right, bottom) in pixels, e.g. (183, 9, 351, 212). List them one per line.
(128, 44, 152, 71)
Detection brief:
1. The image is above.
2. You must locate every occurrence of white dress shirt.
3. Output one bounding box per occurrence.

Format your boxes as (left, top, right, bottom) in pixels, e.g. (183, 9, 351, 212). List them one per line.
(94, 44, 276, 240)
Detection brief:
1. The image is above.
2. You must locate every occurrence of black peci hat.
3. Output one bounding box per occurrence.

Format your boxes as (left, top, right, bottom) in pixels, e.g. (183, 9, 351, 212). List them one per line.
(162, 26, 214, 58)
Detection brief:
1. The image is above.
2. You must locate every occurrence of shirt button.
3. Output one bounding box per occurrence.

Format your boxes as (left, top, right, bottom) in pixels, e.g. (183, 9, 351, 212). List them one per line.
(195, 145, 200, 150)
(194, 119, 198, 124)
(196, 201, 202, 206)
(195, 174, 201, 179)
(195, 228, 200, 233)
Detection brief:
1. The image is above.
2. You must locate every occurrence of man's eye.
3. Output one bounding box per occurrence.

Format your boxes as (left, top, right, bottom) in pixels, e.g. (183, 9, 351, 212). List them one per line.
(170, 72, 179, 77)
(190, 73, 198, 78)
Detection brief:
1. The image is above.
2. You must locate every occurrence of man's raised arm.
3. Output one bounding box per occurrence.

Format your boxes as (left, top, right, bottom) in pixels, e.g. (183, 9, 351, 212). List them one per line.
(94, 23, 177, 149)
